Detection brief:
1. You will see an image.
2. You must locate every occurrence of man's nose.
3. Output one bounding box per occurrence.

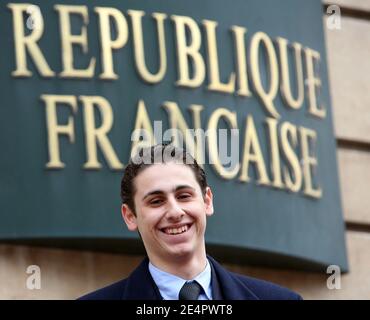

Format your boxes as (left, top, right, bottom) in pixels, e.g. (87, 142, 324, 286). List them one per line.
(165, 197, 185, 220)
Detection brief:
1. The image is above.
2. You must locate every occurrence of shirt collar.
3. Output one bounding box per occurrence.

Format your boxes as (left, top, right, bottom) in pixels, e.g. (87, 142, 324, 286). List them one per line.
(148, 259, 212, 300)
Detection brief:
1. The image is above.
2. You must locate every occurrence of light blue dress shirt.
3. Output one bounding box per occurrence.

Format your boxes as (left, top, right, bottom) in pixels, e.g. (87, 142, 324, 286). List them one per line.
(148, 259, 213, 300)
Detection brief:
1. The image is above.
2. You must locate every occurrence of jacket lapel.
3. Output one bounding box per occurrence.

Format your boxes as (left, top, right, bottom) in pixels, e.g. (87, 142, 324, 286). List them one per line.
(209, 259, 224, 299)
(207, 255, 259, 300)
(121, 257, 162, 300)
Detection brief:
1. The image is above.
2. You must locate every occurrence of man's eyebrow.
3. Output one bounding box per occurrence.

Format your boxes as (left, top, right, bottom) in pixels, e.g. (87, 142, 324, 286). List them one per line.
(142, 185, 195, 201)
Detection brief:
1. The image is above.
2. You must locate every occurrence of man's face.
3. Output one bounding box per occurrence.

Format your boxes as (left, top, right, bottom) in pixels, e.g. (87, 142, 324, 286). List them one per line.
(122, 162, 214, 264)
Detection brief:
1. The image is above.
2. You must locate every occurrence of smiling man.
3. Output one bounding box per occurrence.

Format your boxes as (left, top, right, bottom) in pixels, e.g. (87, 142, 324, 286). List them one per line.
(79, 144, 302, 300)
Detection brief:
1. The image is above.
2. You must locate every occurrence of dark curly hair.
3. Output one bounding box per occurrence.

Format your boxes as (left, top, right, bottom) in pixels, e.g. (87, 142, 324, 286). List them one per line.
(120, 143, 208, 216)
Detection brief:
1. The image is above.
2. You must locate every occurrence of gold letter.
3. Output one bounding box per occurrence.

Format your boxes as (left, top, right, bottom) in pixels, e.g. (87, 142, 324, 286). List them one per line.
(207, 108, 240, 179)
(95, 7, 129, 80)
(128, 10, 167, 83)
(55, 5, 96, 78)
(281, 122, 302, 192)
(265, 118, 284, 189)
(130, 99, 156, 157)
(239, 115, 270, 185)
(231, 25, 251, 97)
(162, 101, 205, 166)
(203, 20, 236, 94)
(250, 32, 280, 118)
(8, 3, 55, 77)
(41, 94, 77, 169)
(276, 37, 304, 110)
(304, 48, 326, 118)
(171, 15, 205, 88)
(300, 126, 322, 198)
(80, 95, 123, 170)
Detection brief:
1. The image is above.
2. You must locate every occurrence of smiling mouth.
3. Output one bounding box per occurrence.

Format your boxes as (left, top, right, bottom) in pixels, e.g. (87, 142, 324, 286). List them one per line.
(160, 224, 192, 235)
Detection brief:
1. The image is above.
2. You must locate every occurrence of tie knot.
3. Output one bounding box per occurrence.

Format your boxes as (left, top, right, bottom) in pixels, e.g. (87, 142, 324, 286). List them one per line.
(179, 281, 202, 300)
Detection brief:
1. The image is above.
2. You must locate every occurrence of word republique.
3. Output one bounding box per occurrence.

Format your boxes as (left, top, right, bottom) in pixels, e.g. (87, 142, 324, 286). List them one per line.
(7, 3, 328, 199)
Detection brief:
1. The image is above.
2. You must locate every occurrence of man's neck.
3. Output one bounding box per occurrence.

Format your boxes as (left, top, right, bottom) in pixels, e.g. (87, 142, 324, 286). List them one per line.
(148, 251, 208, 280)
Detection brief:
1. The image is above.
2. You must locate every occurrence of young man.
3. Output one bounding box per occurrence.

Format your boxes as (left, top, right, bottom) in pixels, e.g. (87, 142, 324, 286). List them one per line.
(80, 144, 302, 300)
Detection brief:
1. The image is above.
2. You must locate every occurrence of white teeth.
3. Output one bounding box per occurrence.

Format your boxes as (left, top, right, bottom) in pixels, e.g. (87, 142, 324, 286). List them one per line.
(163, 224, 189, 235)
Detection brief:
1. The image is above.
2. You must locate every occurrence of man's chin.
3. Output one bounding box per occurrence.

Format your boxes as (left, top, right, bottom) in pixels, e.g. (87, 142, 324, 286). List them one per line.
(165, 246, 194, 260)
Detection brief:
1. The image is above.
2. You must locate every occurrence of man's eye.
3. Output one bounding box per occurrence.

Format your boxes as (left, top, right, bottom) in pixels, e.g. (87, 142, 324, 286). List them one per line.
(178, 194, 191, 199)
(149, 199, 163, 205)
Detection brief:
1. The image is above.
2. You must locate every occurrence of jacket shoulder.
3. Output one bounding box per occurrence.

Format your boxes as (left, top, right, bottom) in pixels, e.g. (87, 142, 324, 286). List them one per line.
(78, 278, 128, 300)
(231, 272, 302, 300)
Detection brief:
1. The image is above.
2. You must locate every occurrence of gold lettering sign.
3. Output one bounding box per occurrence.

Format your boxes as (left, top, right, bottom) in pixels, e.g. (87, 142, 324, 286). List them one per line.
(8, 3, 327, 199)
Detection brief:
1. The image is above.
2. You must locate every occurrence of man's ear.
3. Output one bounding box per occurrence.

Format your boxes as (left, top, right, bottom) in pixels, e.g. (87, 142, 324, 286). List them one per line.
(121, 204, 138, 231)
(204, 187, 214, 217)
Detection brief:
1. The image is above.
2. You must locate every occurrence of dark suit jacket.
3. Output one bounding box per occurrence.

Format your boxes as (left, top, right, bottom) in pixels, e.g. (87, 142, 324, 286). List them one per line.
(79, 255, 302, 300)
